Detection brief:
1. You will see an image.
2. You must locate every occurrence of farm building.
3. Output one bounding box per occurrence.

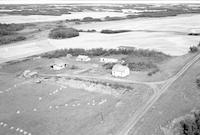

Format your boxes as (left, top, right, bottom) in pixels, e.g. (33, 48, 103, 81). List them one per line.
(76, 55, 91, 62)
(112, 64, 130, 77)
(100, 58, 118, 63)
(66, 54, 72, 58)
(51, 60, 67, 70)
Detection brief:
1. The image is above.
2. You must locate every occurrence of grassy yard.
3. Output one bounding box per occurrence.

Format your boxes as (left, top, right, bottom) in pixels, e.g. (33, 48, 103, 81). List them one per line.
(0, 57, 153, 135)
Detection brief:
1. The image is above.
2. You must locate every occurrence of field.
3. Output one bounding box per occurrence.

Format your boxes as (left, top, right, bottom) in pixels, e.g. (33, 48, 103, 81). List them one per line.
(1, 4, 200, 135)
(127, 54, 200, 135)
(0, 57, 154, 135)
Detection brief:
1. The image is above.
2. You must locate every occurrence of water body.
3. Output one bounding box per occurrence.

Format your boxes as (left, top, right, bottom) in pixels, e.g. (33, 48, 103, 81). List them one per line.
(0, 14, 200, 63)
(0, 11, 127, 24)
(59, 14, 200, 56)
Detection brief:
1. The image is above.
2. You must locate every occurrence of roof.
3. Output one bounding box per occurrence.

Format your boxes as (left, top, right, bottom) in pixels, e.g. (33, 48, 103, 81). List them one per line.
(52, 59, 66, 65)
(112, 64, 129, 72)
(77, 55, 89, 58)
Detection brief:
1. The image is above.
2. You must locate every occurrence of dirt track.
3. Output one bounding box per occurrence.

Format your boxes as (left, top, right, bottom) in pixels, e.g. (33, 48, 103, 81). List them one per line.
(115, 52, 200, 135)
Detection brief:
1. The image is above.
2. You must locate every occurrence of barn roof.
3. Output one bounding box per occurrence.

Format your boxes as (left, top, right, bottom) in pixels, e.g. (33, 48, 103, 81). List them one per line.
(112, 64, 129, 72)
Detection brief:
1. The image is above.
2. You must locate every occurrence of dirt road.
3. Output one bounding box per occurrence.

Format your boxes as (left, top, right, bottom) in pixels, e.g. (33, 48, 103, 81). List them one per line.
(116, 52, 200, 135)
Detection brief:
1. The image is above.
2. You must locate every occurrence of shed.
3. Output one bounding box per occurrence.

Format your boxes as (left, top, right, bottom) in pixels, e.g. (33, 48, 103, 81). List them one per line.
(112, 64, 130, 77)
(51, 59, 67, 70)
(76, 55, 91, 62)
(100, 58, 118, 63)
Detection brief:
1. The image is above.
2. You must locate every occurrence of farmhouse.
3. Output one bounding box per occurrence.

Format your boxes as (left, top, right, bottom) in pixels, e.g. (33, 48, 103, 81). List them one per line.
(112, 64, 130, 77)
(51, 60, 67, 70)
(76, 55, 91, 62)
(100, 58, 118, 63)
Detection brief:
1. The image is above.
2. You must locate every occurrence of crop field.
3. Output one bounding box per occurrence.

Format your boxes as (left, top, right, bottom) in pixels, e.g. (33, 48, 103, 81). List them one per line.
(0, 58, 154, 135)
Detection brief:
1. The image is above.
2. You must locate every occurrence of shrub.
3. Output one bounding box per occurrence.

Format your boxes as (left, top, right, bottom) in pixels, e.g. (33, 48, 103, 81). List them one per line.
(189, 46, 198, 53)
(49, 27, 79, 39)
(0, 36, 26, 45)
(102, 63, 115, 70)
(147, 68, 160, 76)
(82, 17, 102, 22)
(0, 23, 24, 36)
(178, 111, 200, 135)
(104, 16, 125, 21)
(78, 29, 96, 32)
(196, 78, 200, 88)
(42, 48, 169, 59)
(100, 29, 131, 34)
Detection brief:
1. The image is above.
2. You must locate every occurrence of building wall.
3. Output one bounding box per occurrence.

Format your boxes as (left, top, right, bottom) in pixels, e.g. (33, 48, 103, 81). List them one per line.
(112, 70, 129, 77)
(100, 58, 118, 63)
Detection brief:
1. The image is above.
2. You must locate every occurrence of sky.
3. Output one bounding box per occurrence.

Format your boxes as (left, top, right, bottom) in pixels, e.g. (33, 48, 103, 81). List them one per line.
(0, 0, 200, 4)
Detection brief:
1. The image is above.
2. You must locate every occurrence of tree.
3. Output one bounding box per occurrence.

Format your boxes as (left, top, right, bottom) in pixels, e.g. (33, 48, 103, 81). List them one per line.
(189, 46, 198, 53)
(49, 27, 79, 39)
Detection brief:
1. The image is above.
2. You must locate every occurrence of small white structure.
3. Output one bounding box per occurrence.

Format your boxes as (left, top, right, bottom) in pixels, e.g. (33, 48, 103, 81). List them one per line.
(23, 70, 38, 78)
(76, 55, 91, 62)
(100, 58, 118, 63)
(112, 64, 130, 77)
(66, 54, 72, 58)
(51, 60, 67, 70)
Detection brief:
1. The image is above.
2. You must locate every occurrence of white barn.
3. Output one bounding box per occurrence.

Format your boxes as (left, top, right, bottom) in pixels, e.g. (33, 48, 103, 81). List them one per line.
(76, 55, 91, 62)
(100, 58, 118, 63)
(112, 64, 130, 77)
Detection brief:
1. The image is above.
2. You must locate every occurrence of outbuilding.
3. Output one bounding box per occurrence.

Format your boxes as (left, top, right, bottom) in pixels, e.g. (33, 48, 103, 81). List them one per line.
(112, 64, 130, 77)
(51, 60, 67, 70)
(76, 55, 91, 62)
(100, 58, 118, 63)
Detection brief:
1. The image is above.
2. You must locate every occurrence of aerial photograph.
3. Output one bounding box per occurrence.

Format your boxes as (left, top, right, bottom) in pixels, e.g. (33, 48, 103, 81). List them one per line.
(0, 0, 200, 135)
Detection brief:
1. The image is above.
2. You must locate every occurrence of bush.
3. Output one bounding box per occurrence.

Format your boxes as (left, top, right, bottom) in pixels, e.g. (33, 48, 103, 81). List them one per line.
(189, 46, 198, 53)
(0, 36, 26, 45)
(0, 23, 24, 36)
(179, 111, 200, 135)
(196, 78, 200, 88)
(42, 48, 169, 59)
(82, 17, 102, 22)
(104, 16, 125, 21)
(100, 29, 131, 34)
(125, 61, 158, 71)
(102, 63, 115, 70)
(49, 27, 79, 39)
(78, 29, 96, 32)
(147, 68, 160, 76)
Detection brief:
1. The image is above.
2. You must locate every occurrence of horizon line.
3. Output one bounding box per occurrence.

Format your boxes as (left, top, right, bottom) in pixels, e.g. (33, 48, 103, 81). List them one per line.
(1, 0, 200, 5)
